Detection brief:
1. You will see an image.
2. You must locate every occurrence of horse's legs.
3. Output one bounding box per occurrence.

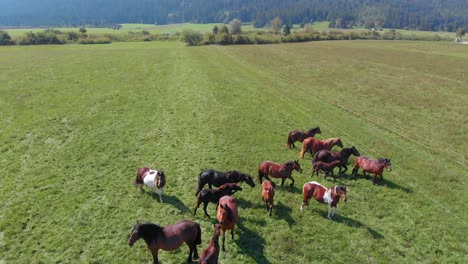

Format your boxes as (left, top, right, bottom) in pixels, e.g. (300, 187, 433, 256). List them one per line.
(202, 202, 211, 218)
(281, 178, 285, 186)
(158, 188, 163, 202)
(289, 176, 294, 187)
(221, 231, 226, 251)
(149, 247, 159, 264)
(193, 199, 201, 216)
(208, 184, 212, 189)
(327, 204, 332, 219)
(231, 228, 234, 240)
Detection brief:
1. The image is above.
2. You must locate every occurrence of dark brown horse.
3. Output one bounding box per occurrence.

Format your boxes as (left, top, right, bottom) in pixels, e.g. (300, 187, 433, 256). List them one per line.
(258, 160, 303, 186)
(312, 146, 361, 174)
(300, 181, 347, 219)
(134, 167, 166, 202)
(352, 156, 392, 185)
(195, 169, 255, 196)
(312, 160, 342, 182)
(128, 220, 201, 264)
(217, 195, 239, 251)
(199, 224, 221, 264)
(299, 137, 343, 159)
(194, 183, 242, 217)
(261, 180, 275, 216)
(287, 126, 321, 148)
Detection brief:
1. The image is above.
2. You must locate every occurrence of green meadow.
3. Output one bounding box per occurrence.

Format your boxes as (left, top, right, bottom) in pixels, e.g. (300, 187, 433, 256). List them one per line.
(0, 40, 467, 263)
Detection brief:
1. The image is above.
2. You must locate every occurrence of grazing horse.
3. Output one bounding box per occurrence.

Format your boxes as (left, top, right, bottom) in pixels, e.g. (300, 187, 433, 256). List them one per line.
(261, 180, 275, 216)
(352, 156, 392, 185)
(196, 169, 255, 196)
(312, 160, 342, 182)
(194, 183, 242, 218)
(312, 146, 361, 173)
(258, 160, 303, 187)
(128, 220, 201, 264)
(134, 167, 166, 202)
(217, 195, 239, 251)
(199, 224, 221, 264)
(299, 137, 343, 159)
(301, 181, 347, 219)
(286, 126, 321, 149)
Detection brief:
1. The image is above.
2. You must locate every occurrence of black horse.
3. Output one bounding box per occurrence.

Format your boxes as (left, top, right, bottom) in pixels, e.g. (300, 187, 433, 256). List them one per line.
(195, 169, 255, 196)
(312, 146, 361, 174)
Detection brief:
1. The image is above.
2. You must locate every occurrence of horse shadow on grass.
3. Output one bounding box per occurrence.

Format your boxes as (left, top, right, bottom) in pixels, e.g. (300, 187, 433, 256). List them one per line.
(234, 221, 271, 264)
(161, 194, 191, 214)
(313, 210, 384, 240)
(275, 201, 296, 227)
(351, 174, 412, 193)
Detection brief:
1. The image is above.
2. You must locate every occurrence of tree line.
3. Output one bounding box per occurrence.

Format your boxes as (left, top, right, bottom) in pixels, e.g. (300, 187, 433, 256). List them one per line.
(0, 0, 466, 32)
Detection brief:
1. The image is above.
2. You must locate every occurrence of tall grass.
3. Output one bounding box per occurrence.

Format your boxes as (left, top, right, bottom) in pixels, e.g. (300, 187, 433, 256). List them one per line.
(0, 41, 466, 263)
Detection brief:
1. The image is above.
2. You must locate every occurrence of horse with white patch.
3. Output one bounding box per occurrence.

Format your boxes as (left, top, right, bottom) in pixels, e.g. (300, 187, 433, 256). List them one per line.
(134, 167, 166, 202)
(300, 181, 347, 219)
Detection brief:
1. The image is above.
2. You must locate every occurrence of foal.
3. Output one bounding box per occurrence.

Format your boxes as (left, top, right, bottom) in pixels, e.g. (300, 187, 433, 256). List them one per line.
(199, 224, 221, 264)
(312, 160, 342, 182)
(194, 183, 242, 217)
(261, 180, 275, 216)
(134, 167, 166, 202)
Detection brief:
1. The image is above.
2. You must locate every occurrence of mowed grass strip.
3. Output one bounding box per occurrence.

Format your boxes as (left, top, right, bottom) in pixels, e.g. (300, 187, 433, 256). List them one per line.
(0, 41, 467, 263)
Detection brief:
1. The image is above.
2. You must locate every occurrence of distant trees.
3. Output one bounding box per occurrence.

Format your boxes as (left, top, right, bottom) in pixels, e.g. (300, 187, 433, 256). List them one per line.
(0, 31, 14, 45)
(271, 17, 283, 34)
(229, 19, 242, 34)
(456, 27, 466, 41)
(283, 25, 291, 36)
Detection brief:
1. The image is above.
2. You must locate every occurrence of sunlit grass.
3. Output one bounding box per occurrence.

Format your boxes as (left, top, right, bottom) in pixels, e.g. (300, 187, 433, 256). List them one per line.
(0, 40, 466, 263)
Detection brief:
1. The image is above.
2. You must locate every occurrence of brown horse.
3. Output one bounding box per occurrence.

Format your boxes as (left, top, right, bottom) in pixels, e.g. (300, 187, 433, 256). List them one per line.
(312, 160, 342, 182)
(199, 224, 221, 264)
(217, 195, 239, 251)
(261, 180, 275, 216)
(312, 146, 361, 174)
(300, 181, 347, 219)
(352, 156, 392, 185)
(258, 160, 303, 187)
(128, 220, 201, 264)
(286, 126, 321, 148)
(134, 167, 166, 202)
(299, 137, 343, 159)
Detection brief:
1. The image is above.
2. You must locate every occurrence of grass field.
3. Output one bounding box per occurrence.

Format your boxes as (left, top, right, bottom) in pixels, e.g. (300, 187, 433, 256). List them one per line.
(0, 40, 467, 263)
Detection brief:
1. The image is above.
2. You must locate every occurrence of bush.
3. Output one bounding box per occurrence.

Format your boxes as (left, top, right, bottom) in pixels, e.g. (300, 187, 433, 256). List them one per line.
(0, 31, 14, 45)
(216, 33, 233, 45)
(78, 36, 111, 44)
(181, 29, 203, 46)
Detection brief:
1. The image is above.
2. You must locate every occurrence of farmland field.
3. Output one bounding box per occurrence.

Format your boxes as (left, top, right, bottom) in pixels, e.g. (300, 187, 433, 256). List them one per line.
(0, 40, 467, 263)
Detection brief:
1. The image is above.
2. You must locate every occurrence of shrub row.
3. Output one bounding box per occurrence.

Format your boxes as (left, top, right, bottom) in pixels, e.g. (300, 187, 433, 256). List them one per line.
(182, 29, 452, 46)
(0, 29, 178, 46)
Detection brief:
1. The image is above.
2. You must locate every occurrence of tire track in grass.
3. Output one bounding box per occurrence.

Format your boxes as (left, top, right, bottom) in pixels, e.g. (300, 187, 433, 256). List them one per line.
(215, 45, 467, 226)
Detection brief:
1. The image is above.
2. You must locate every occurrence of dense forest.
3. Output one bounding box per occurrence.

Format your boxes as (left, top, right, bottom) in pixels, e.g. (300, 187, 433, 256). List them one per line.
(0, 0, 466, 31)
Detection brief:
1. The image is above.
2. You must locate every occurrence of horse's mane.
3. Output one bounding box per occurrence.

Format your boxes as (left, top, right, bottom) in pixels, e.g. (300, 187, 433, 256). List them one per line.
(378, 158, 390, 163)
(221, 204, 234, 223)
(138, 223, 164, 243)
(308, 127, 319, 133)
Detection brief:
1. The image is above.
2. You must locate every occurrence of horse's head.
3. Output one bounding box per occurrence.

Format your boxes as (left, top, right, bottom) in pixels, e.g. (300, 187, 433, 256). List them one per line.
(384, 159, 392, 172)
(243, 174, 256, 188)
(351, 146, 360, 156)
(128, 222, 142, 246)
(156, 171, 166, 188)
(335, 138, 344, 148)
(310, 126, 321, 135)
(292, 160, 303, 173)
(336, 186, 347, 202)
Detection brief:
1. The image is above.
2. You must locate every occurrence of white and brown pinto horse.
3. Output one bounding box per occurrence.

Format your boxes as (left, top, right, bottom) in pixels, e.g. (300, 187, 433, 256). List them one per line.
(301, 181, 347, 219)
(134, 167, 166, 202)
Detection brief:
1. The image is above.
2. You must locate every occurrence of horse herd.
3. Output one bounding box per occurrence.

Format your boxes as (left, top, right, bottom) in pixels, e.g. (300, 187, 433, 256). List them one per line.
(129, 126, 393, 263)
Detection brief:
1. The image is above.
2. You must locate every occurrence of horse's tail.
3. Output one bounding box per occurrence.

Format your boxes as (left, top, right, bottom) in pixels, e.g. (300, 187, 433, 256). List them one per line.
(286, 132, 293, 148)
(195, 171, 204, 196)
(195, 223, 202, 245)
